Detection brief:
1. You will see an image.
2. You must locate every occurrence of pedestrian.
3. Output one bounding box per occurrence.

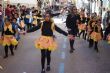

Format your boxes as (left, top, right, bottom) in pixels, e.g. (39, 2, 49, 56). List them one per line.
(66, 6, 80, 53)
(5, 4, 11, 19)
(12, 18, 21, 50)
(1, 20, 18, 58)
(32, 11, 43, 27)
(21, 12, 68, 73)
(24, 9, 32, 30)
(0, 4, 3, 31)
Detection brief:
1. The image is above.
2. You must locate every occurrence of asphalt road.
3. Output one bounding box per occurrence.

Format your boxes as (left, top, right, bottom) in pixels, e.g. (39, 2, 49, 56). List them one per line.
(0, 17, 110, 73)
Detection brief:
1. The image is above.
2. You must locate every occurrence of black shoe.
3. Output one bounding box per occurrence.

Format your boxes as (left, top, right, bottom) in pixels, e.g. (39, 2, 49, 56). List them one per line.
(11, 52, 14, 56)
(87, 39, 89, 42)
(15, 45, 18, 50)
(70, 48, 75, 53)
(46, 65, 51, 71)
(41, 69, 45, 73)
(89, 45, 92, 48)
(4, 55, 8, 59)
(95, 48, 99, 52)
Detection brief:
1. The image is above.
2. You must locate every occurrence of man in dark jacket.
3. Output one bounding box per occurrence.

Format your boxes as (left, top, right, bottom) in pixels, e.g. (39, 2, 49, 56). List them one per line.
(66, 6, 80, 53)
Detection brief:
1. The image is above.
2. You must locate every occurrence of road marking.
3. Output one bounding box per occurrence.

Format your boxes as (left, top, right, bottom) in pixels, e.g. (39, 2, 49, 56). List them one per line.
(59, 38, 67, 73)
(63, 38, 67, 49)
(63, 45, 66, 49)
(59, 63, 64, 73)
(61, 52, 65, 59)
(64, 38, 67, 42)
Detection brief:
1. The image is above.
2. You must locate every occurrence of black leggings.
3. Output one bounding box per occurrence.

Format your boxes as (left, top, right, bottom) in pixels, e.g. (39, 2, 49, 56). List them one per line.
(69, 40, 75, 49)
(41, 49, 51, 70)
(79, 30, 85, 39)
(89, 39, 98, 49)
(4, 45, 14, 56)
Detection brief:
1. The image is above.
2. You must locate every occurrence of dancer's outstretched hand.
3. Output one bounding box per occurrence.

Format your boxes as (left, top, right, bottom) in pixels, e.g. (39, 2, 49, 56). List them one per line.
(19, 30, 26, 35)
(68, 34, 75, 40)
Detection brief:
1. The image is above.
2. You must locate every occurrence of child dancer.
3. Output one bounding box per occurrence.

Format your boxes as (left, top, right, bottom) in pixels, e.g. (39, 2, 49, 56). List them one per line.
(21, 12, 68, 73)
(1, 20, 18, 58)
(90, 18, 103, 52)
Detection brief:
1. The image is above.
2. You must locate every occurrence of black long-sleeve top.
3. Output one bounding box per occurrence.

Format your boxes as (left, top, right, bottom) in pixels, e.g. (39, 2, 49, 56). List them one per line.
(1, 27, 15, 36)
(27, 21, 68, 36)
(66, 14, 80, 35)
(93, 25, 103, 38)
(86, 17, 90, 25)
(80, 17, 86, 24)
(1, 23, 22, 36)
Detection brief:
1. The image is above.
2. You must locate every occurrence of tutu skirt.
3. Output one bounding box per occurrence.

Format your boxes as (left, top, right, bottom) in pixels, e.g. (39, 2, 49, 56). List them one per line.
(78, 24, 86, 31)
(35, 36, 57, 51)
(0, 37, 3, 45)
(90, 32, 102, 41)
(2, 35, 18, 46)
(107, 35, 110, 44)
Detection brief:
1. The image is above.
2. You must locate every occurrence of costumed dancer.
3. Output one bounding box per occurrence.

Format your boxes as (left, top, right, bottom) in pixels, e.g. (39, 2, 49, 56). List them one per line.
(66, 6, 80, 53)
(32, 11, 43, 27)
(90, 18, 103, 52)
(88, 14, 97, 48)
(21, 12, 68, 73)
(1, 20, 18, 58)
(85, 13, 90, 40)
(78, 9, 86, 39)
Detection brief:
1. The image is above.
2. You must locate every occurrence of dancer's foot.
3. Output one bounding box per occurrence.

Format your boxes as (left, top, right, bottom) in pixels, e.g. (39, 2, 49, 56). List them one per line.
(46, 65, 51, 71)
(41, 69, 45, 73)
(70, 48, 75, 53)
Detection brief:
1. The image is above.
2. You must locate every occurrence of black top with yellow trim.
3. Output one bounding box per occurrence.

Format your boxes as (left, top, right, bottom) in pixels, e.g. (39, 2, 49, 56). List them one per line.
(27, 21, 68, 36)
(1, 25, 16, 36)
(80, 17, 86, 24)
(93, 24, 103, 37)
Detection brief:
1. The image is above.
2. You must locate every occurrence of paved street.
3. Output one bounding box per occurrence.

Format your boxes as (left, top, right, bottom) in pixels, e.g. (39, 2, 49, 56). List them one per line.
(0, 17, 110, 73)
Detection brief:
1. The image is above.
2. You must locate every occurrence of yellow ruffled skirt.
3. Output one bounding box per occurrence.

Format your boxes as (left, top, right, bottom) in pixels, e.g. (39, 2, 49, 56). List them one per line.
(90, 32, 102, 41)
(78, 24, 86, 31)
(0, 37, 3, 45)
(35, 36, 57, 51)
(107, 35, 110, 44)
(2, 35, 18, 46)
